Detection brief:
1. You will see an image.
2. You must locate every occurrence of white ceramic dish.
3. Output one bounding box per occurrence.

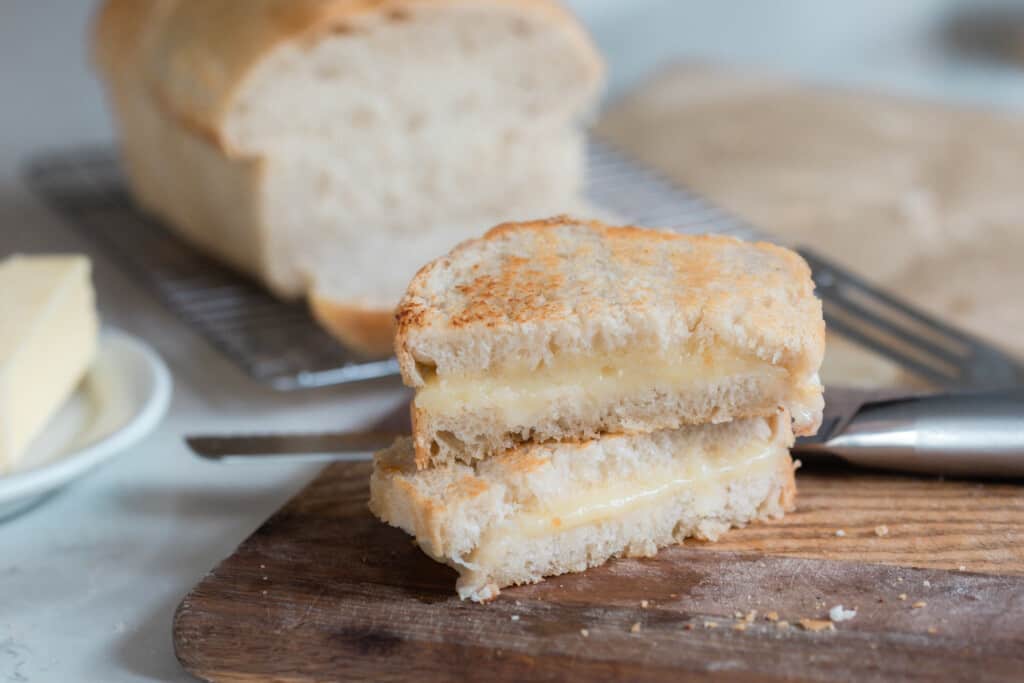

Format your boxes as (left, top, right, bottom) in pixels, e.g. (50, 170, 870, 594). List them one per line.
(0, 328, 172, 520)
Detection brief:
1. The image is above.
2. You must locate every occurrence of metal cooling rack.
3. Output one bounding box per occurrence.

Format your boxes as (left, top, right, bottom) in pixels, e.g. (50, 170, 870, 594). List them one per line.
(23, 140, 1022, 391)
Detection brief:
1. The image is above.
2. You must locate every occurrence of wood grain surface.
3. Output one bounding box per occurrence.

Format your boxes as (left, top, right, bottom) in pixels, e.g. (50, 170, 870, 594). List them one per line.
(174, 460, 1024, 683)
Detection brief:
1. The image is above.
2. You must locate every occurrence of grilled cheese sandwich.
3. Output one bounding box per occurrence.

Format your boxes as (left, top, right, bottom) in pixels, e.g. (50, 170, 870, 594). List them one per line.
(371, 414, 795, 601)
(397, 217, 825, 468)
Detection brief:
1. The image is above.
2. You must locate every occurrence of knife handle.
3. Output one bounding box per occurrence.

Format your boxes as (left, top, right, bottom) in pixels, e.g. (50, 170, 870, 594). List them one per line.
(826, 390, 1024, 478)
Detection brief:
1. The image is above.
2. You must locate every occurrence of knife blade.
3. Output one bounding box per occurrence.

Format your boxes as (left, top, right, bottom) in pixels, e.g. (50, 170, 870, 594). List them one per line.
(797, 387, 1024, 478)
(186, 431, 398, 464)
(185, 388, 880, 461)
(186, 387, 1024, 477)
(795, 386, 922, 449)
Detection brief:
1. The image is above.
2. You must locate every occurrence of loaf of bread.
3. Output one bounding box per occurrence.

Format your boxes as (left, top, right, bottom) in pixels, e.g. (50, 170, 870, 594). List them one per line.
(92, 0, 604, 354)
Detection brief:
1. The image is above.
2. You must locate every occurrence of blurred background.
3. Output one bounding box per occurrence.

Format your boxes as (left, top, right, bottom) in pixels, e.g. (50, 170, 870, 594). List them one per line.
(5, 0, 1024, 163)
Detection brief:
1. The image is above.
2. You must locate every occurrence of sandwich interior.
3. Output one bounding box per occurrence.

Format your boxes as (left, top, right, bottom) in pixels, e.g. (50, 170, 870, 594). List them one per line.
(370, 412, 795, 601)
(413, 340, 821, 466)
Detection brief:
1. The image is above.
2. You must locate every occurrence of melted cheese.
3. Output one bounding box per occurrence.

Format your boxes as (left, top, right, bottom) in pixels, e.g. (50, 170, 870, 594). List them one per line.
(471, 438, 783, 566)
(415, 349, 786, 425)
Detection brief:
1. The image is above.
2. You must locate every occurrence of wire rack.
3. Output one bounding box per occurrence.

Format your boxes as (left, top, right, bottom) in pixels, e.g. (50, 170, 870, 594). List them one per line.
(21, 140, 764, 389)
(24, 140, 1020, 391)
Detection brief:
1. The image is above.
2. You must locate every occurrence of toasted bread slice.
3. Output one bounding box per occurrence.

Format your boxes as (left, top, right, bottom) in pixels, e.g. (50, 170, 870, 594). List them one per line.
(370, 413, 796, 602)
(396, 216, 824, 468)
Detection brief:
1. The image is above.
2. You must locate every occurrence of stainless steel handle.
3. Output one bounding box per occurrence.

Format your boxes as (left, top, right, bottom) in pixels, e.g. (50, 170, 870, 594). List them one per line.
(827, 390, 1024, 477)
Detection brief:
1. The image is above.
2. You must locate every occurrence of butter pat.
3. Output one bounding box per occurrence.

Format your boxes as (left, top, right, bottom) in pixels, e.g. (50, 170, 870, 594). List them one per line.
(0, 255, 98, 472)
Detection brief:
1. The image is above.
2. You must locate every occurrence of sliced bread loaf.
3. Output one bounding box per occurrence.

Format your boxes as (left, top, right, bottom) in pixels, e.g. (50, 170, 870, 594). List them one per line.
(93, 0, 604, 354)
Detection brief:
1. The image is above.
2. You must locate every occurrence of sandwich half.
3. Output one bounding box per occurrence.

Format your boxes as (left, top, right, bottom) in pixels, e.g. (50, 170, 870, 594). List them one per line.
(370, 412, 796, 601)
(396, 217, 825, 468)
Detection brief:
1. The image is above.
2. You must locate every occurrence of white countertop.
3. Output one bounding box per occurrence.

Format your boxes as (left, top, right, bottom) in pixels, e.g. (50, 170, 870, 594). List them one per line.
(3, 1, 1023, 681)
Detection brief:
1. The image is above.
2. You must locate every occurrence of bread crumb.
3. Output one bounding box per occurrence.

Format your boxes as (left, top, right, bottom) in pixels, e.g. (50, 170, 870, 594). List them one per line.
(776, 620, 790, 630)
(829, 605, 857, 622)
(912, 601, 927, 609)
(835, 529, 846, 537)
(733, 623, 747, 632)
(259, 564, 266, 569)
(923, 580, 931, 587)
(641, 600, 649, 608)
(580, 628, 589, 637)
(669, 593, 678, 598)
(798, 619, 835, 632)
(958, 565, 966, 571)
(899, 593, 908, 601)
(874, 525, 889, 537)
(743, 610, 758, 623)
(733, 611, 744, 619)
(703, 621, 719, 629)
(511, 615, 520, 622)
(261, 590, 267, 596)
(765, 611, 779, 622)
(927, 626, 938, 634)
(631, 622, 642, 633)
(897, 576, 904, 583)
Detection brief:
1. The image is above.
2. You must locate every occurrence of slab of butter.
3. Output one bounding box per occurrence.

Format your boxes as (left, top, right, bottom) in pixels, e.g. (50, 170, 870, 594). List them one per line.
(0, 255, 98, 473)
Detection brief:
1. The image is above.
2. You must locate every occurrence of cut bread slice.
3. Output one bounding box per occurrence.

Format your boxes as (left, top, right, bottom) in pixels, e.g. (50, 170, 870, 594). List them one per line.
(93, 0, 604, 355)
(370, 412, 796, 602)
(396, 217, 825, 468)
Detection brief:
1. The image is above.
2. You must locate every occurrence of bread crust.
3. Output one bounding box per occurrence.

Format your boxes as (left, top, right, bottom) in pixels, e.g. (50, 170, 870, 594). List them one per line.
(308, 294, 396, 357)
(92, 0, 282, 293)
(94, 0, 601, 156)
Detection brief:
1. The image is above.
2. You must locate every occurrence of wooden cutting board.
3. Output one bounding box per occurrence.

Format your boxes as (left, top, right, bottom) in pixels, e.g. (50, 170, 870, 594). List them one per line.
(174, 459, 1024, 682)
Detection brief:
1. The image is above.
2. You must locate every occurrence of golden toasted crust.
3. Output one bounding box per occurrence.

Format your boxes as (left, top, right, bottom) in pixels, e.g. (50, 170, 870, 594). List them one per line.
(308, 294, 396, 357)
(395, 215, 826, 385)
(369, 438, 495, 557)
(410, 401, 431, 468)
(94, 0, 600, 155)
(776, 452, 798, 513)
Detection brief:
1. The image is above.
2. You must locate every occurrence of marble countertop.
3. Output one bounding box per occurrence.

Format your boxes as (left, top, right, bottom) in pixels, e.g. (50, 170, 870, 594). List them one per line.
(2, 1, 1023, 680)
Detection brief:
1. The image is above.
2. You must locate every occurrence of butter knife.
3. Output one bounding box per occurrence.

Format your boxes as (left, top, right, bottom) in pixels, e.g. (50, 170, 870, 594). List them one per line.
(186, 388, 1024, 478)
